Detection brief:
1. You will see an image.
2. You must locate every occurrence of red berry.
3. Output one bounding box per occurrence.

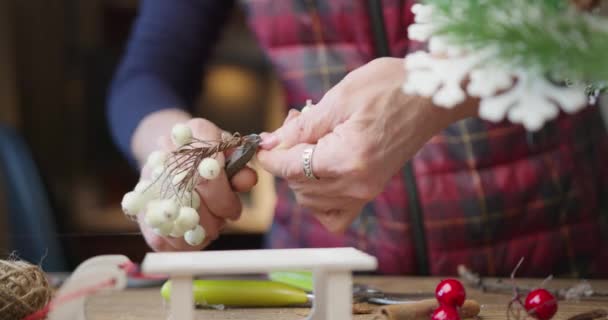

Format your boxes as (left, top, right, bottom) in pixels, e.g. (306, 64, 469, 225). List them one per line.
(431, 305, 461, 320)
(524, 289, 558, 320)
(435, 279, 466, 307)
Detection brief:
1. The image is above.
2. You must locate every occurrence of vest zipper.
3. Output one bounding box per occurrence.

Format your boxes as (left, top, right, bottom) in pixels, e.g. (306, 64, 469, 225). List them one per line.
(366, 0, 430, 276)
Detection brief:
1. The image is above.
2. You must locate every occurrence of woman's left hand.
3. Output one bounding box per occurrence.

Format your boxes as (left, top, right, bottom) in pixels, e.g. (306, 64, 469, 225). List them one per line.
(257, 57, 477, 233)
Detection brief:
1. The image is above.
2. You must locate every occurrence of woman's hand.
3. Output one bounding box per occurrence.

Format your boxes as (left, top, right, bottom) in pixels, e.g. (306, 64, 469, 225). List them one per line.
(257, 57, 477, 233)
(133, 113, 257, 251)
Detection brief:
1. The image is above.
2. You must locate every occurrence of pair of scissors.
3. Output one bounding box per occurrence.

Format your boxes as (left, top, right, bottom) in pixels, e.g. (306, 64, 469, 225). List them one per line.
(159, 272, 433, 308)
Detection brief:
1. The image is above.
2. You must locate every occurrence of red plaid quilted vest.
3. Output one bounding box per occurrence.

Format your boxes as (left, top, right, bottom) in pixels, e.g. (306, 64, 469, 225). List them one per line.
(240, 0, 608, 277)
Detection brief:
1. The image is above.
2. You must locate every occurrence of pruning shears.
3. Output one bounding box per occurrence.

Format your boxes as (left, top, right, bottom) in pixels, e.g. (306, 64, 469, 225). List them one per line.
(159, 271, 433, 307)
(225, 134, 261, 179)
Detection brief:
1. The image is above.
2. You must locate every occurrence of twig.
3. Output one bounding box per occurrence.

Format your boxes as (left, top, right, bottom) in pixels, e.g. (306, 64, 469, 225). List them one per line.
(159, 133, 246, 199)
(458, 264, 608, 301)
(507, 258, 527, 320)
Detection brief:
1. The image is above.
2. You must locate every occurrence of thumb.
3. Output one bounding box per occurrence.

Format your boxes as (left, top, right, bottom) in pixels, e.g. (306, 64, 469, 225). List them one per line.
(264, 99, 340, 151)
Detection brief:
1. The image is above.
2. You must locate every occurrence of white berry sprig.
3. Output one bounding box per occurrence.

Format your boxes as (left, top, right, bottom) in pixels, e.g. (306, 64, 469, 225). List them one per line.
(120, 124, 255, 246)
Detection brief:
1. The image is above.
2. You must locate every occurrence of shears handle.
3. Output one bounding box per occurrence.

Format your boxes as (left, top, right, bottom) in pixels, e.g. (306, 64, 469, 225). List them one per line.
(225, 134, 260, 179)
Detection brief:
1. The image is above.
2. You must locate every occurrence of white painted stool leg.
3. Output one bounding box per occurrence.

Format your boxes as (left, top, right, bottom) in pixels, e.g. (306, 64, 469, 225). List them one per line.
(169, 276, 194, 320)
(307, 270, 353, 320)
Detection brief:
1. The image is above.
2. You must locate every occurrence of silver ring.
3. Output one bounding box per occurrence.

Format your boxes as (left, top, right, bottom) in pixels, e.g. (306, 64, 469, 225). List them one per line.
(302, 146, 318, 180)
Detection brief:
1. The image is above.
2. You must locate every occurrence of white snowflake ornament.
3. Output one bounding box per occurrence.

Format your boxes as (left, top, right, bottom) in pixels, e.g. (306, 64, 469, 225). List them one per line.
(411, 3, 434, 23)
(407, 4, 437, 41)
(402, 3, 589, 131)
(403, 50, 491, 108)
(467, 66, 514, 98)
(478, 71, 587, 131)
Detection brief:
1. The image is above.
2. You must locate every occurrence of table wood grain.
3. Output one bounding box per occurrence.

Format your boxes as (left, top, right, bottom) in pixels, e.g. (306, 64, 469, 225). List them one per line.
(86, 277, 608, 320)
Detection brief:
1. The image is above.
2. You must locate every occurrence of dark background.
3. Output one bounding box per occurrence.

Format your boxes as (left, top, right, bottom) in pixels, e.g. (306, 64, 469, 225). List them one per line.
(0, 0, 285, 271)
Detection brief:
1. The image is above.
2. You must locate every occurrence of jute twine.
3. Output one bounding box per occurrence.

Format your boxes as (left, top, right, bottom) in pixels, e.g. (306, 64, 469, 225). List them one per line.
(0, 259, 52, 320)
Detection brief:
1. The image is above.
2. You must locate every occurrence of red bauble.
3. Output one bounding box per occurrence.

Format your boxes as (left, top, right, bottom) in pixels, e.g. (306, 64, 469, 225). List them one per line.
(435, 279, 466, 307)
(431, 305, 461, 320)
(524, 289, 558, 320)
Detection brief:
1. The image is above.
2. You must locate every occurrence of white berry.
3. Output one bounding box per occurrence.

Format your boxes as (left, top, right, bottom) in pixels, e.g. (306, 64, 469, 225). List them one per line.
(134, 179, 151, 192)
(198, 157, 221, 180)
(175, 207, 200, 231)
(184, 225, 206, 246)
(121, 191, 145, 217)
(135, 179, 159, 202)
(151, 165, 166, 180)
(172, 171, 188, 186)
(169, 224, 187, 237)
(145, 199, 178, 228)
(171, 123, 192, 147)
(146, 150, 168, 168)
(153, 221, 174, 237)
(159, 199, 179, 221)
(144, 201, 166, 228)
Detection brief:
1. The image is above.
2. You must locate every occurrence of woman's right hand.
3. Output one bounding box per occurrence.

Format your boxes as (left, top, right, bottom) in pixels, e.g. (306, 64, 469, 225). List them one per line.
(132, 112, 258, 251)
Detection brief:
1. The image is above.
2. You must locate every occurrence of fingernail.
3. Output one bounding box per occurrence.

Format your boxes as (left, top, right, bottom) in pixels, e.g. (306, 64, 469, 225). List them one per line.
(259, 132, 279, 150)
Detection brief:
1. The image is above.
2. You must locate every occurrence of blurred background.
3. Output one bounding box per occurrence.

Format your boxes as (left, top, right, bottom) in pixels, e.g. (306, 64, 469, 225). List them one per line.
(0, 0, 286, 271)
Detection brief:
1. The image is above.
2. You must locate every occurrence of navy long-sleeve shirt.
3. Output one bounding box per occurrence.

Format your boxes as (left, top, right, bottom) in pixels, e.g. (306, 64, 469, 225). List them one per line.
(107, 0, 235, 163)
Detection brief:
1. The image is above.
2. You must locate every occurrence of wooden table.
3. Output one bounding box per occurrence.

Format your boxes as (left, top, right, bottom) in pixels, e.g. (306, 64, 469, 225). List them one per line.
(86, 277, 608, 320)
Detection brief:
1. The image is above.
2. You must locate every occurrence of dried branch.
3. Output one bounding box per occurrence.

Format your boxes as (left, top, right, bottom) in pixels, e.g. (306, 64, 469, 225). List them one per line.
(507, 258, 527, 320)
(458, 264, 608, 301)
(159, 133, 246, 200)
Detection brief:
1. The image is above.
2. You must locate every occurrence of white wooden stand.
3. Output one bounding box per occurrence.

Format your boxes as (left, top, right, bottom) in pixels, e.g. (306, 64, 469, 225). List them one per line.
(141, 247, 377, 320)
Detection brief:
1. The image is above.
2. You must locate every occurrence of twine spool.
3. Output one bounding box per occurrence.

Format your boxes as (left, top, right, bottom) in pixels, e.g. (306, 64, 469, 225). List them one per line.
(0, 259, 52, 320)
